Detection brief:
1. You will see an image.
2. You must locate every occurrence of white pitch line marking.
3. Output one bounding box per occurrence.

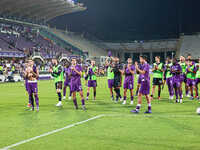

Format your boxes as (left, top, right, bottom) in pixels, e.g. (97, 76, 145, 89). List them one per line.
(2, 114, 200, 149)
(104, 114, 200, 118)
(2, 115, 103, 150)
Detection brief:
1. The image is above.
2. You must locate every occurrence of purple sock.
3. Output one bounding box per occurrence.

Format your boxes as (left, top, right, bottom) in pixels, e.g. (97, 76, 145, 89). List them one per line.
(124, 96, 126, 101)
(148, 106, 151, 110)
(73, 99, 77, 106)
(175, 90, 178, 100)
(179, 91, 182, 99)
(131, 96, 134, 101)
(29, 94, 34, 107)
(70, 90, 72, 96)
(81, 99, 85, 106)
(87, 92, 89, 97)
(63, 88, 66, 97)
(136, 105, 140, 110)
(191, 94, 193, 97)
(34, 94, 39, 108)
(29, 95, 31, 104)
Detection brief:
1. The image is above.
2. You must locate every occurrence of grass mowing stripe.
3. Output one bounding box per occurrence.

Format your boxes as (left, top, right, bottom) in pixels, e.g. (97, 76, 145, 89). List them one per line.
(2, 115, 103, 150)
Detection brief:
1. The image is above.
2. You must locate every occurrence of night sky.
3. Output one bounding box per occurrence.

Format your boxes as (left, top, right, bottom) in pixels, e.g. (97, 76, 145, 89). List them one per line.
(48, 0, 200, 41)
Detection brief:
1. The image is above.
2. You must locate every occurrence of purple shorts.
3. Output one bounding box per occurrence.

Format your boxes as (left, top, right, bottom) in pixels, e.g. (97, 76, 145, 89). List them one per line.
(187, 78, 195, 86)
(88, 80, 97, 87)
(173, 78, 181, 88)
(180, 74, 187, 83)
(71, 83, 83, 92)
(25, 80, 28, 91)
(123, 81, 134, 89)
(138, 76, 142, 84)
(64, 80, 71, 87)
(108, 79, 114, 88)
(195, 78, 200, 85)
(139, 80, 150, 95)
(166, 77, 173, 85)
(27, 82, 38, 94)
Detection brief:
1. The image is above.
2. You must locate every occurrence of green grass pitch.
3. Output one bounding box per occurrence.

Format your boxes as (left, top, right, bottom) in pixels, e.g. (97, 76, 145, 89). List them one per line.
(0, 76, 200, 150)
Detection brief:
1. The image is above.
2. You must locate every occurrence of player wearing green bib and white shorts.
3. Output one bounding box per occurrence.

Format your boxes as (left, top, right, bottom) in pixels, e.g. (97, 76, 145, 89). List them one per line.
(105, 57, 115, 100)
(49, 58, 64, 107)
(86, 60, 98, 100)
(150, 56, 164, 100)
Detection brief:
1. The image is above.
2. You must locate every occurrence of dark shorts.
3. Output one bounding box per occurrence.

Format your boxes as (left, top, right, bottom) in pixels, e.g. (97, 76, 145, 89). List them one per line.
(153, 78, 163, 85)
(27, 81, 38, 94)
(64, 80, 71, 87)
(71, 83, 83, 92)
(108, 79, 114, 88)
(113, 77, 121, 88)
(88, 80, 97, 87)
(55, 81, 63, 90)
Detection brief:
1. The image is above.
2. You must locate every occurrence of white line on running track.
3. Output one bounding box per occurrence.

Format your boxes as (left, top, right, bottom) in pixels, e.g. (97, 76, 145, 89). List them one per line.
(2, 115, 103, 150)
(104, 114, 200, 118)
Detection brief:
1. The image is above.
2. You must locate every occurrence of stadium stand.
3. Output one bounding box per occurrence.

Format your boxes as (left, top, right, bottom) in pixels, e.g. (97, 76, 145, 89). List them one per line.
(103, 40, 178, 63)
(178, 34, 200, 58)
(46, 28, 108, 57)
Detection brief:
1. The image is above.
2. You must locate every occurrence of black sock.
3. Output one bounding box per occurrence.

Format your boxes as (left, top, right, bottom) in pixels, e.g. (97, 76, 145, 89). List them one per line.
(58, 92, 62, 101)
(94, 92, 96, 98)
(151, 95, 153, 97)
(158, 90, 161, 97)
(116, 89, 121, 98)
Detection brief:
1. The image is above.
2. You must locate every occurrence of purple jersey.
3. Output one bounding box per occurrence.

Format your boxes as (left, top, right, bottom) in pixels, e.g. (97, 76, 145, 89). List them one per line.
(124, 65, 135, 83)
(64, 67, 70, 82)
(140, 63, 150, 83)
(139, 63, 150, 95)
(69, 65, 82, 85)
(170, 63, 182, 79)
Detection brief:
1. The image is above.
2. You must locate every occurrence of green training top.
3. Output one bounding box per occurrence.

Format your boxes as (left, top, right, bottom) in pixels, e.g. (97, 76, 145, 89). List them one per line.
(107, 66, 114, 80)
(88, 66, 97, 81)
(179, 61, 187, 74)
(186, 65, 196, 80)
(195, 63, 200, 79)
(52, 65, 64, 83)
(165, 63, 173, 79)
(153, 62, 163, 78)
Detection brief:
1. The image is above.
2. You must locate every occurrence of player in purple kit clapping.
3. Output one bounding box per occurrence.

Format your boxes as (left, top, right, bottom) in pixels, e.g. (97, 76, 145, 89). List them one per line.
(122, 58, 135, 105)
(130, 55, 152, 114)
(69, 58, 86, 110)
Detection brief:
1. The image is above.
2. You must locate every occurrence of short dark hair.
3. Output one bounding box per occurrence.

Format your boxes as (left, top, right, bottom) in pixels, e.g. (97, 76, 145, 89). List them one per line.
(139, 55, 147, 61)
(155, 56, 160, 59)
(187, 53, 192, 56)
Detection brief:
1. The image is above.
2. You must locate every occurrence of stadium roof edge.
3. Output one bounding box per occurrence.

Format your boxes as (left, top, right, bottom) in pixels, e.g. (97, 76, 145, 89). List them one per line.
(0, 0, 86, 22)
